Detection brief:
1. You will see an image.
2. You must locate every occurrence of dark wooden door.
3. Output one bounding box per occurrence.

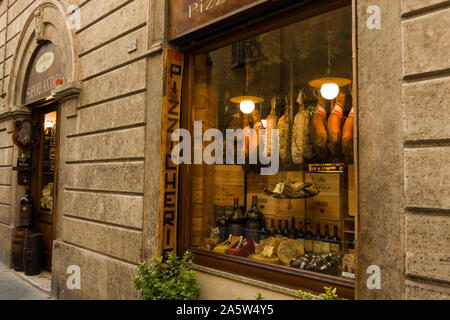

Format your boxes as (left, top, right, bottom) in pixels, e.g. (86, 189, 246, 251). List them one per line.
(31, 103, 59, 272)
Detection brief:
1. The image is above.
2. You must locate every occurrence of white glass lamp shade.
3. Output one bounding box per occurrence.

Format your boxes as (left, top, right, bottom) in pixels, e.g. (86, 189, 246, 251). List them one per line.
(240, 100, 256, 114)
(320, 83, 340, 100)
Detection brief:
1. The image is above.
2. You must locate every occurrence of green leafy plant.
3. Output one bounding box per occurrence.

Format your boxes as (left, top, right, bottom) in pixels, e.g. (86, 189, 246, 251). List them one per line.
(133, 251, 201, 300)
(296, 290, 313, 300)
(296, 287, 346, 300)
(255, 292, 265, 300)
(319, 287, 346, 300)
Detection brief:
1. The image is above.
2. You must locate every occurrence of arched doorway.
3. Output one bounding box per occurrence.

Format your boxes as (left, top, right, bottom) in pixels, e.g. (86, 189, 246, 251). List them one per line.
(24, 41, 64, 271)
(7, 2, 80, 273)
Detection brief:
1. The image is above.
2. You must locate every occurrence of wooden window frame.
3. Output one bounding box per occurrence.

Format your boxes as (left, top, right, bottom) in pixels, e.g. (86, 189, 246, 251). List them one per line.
(177, 0, 356, 300)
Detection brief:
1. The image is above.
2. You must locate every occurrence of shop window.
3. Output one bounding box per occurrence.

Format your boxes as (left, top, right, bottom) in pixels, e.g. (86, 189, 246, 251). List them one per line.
(183, 5, 356, 287)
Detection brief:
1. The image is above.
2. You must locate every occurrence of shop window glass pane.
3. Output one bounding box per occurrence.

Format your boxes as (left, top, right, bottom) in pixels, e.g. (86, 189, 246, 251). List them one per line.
(189, 6, 355, 280)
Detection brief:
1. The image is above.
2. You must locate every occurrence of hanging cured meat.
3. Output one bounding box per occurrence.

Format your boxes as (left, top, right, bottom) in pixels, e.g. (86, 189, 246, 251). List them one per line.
(265, 97, 279, 156)
(291, 90, 309, 165)
(277, 99, 291, 164)
(342, 106, 354, 163)
(311, 95, 328, 159)
(327, 91, 346, 157)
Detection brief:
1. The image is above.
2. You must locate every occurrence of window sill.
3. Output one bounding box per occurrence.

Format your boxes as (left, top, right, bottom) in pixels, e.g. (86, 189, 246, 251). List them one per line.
(193, 264, 300, 299)
(190, 248, 355, 300)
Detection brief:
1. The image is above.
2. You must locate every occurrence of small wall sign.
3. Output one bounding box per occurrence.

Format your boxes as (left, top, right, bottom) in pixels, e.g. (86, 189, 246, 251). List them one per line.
(24, 41, 65, 105)
(169, 0, 272, 40)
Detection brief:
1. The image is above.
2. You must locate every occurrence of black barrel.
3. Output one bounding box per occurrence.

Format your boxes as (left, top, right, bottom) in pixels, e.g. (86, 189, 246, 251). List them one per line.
(23, 233, 43, 276)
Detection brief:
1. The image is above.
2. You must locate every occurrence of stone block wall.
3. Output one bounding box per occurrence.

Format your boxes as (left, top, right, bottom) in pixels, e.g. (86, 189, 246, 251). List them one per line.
(0, 0, 166, 300)
(401, 0, 450, 300)
(357, 0, 449, 299)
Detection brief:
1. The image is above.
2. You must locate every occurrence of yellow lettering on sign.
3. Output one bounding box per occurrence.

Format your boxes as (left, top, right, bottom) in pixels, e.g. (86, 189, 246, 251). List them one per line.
(188, 0, 226, 19)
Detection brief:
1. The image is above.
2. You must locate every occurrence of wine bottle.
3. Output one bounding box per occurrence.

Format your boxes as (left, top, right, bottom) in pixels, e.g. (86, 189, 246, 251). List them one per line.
(229, 197, 243, 236)
(313, 223, 322, 253)
(283, 220, 290, 241)
(223, 234, 233, 246)
(245, 195, 262, 242)
(275, 219, 284, 242)
(20, 189, 33, 227)
(259, 223, 269, 242)
(321, 224, 331, 253)
(304, 220, 314, 253)
(331, 225, 341, 252)
(269, 219, 276, 237)
(297, 221, 305, 247)
(216, 205, 229, 243)
(289, 217, 298, 239)
(236, 235, 244, 249)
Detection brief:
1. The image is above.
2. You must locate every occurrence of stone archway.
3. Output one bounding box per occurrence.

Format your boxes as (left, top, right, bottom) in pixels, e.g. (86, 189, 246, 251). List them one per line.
(2, 1, 81, 277)
(6, 0, 79, 110)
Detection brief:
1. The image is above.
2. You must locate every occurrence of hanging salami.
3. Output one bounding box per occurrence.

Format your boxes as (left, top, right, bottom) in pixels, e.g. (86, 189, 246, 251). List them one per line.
(265, 97, 279, 156)
(277, 99, 291, 164)
(327, 91, 346, 157)
(291, 90, 309, 165)
(342, 106, 354, 163)
(311, 95, 328, 159)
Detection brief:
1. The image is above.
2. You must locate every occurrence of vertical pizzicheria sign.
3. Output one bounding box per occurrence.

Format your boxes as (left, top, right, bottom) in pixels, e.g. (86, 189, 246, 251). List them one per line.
(158, 49, 184, 257)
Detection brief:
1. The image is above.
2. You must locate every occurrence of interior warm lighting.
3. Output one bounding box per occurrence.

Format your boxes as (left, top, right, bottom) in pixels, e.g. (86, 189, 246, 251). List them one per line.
(240, 100, 255, 114)
(230, 96, 264, 115)
(45, 121, 54, 130)
(320, 83, 340, 100)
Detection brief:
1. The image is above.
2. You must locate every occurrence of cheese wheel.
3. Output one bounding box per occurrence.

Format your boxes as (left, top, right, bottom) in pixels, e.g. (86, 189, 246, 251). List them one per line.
(277, 239, 305, 266)
(255, 237, 279, 256)
(252, 254, 280, 265)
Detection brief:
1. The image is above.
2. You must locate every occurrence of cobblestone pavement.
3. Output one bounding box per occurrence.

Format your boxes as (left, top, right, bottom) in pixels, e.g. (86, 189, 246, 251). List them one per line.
(0, 264, 51, 300)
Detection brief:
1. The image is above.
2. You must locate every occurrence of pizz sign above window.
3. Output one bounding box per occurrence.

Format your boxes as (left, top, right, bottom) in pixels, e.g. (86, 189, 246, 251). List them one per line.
(169, 0, 272, 41)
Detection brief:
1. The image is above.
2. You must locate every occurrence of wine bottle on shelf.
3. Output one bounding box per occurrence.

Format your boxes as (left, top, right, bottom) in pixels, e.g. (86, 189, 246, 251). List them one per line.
(283, 220, 290, 241)
(275, 219, 284, 242)
(236, 236, 244, 249)
(304, 220, 314, 253)
(331, 225, 341, 252)
(229, 197, 243, 236)
(245, 195, 262, 242)
(289, 217, 298, 239)
(297, 221, 305, 247)
(322, 224, 331, 253)
(313, 223, 323, 253)
(259, 223, 269, 242)
(269, 219, 276, 237)
(223, 234, 233, 246)
(216, 205, 229, 243)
